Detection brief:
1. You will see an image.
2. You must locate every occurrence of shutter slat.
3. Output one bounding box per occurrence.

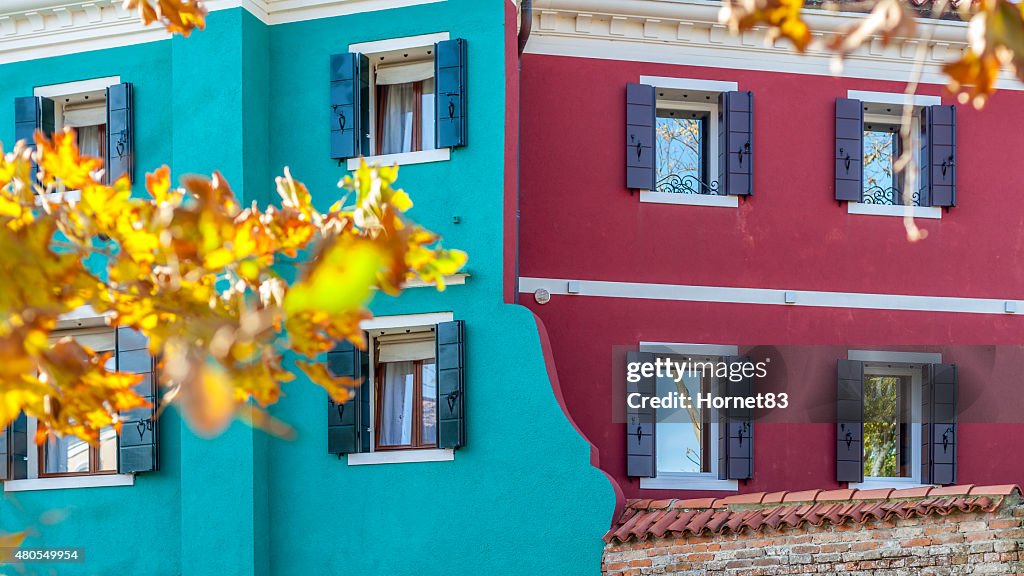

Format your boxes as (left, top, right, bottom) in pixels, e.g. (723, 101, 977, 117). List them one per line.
(330, 53, 370, 161)
(923, 363, 957, 485)
(434, 39, 468, 149)
(718, 355, 754, 480)
(835, 98, 863, 202)
(836, 359, 864, 483)
(326, 340, 369, 454)
(626, 351, 656, 477)
(625, 83, 656, 191)
(117, 327, 158, 473)
(718, 92, 754, 196)
(105, 83, 134, 185)
(435, 320, 465, 449)
(924, 105, 956, 207)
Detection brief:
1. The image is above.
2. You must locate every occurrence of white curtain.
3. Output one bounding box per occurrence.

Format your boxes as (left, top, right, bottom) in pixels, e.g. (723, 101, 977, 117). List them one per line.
(76, 125, 102, 158)
(379, 361, 414, 446)
(380, 83, 415, 155)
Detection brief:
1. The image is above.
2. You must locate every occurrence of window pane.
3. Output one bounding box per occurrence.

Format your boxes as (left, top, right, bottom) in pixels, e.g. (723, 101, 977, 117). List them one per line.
(421, 77, 436, 152)
(379, 361, 415, 446)
(421, 360, 437, 445)
(655, 111, 706, 194)
(45, 435, 91, 474)
(655, 359, 709, 474)
(863, 374, 912, 478)
(863, 128, 897, 204)
(75, 124, 105, 159)
(97, 426, 118, 472)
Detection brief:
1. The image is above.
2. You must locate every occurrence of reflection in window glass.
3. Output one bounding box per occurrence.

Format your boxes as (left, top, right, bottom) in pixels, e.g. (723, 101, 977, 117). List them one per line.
(421, 360, 437, 444)
(862, 125, 914, 206)
(655, 357, 711, 474)
(655, 111, 707, 195)
(863, 374, 912, 478)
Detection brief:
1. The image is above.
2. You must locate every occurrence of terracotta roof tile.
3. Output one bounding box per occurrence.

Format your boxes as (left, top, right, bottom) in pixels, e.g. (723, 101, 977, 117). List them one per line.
(604, 484, 1020, 544)
(852, 488, 894, 500)
(784, 490, 822, 503)
(720, 492, 766, 505)
(930, 484, 974, 496)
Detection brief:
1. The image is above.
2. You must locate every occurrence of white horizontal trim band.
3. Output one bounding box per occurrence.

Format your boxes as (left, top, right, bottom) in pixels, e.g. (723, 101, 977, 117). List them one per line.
(360, 311, 453, 330)
(349, 32, 449, 54)
(640, 342, 739, 356)
(519, 277, 1024, 315)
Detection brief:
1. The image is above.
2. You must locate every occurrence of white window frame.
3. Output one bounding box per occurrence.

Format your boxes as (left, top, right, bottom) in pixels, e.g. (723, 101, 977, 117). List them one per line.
(32, 75, 121, 204)
(638, 341, 739, 491)
(346, 33, 451, 170)
(347, 311, 455, 466)
(638, 76, 738, 208)
(4, 319, 134, 493)
(848, 349, 938, 491)
(846, 90, 943, 220)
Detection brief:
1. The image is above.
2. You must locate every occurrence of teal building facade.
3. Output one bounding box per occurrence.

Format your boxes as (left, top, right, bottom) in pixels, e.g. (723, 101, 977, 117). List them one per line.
(0, 1, 613, 574)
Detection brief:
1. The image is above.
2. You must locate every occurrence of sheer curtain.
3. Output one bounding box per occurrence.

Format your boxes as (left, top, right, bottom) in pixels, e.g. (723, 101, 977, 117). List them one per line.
(378, 83, 415, 156)
(379, 361, 415, 446)
(76, 125, 102, 158)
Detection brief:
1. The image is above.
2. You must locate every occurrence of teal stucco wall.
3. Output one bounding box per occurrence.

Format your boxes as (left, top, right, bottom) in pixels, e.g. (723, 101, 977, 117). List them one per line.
(0, 2, 613, 575)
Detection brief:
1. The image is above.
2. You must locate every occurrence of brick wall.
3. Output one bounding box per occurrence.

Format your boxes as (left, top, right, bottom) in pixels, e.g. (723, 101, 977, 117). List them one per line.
(604, 495, 1024, 575)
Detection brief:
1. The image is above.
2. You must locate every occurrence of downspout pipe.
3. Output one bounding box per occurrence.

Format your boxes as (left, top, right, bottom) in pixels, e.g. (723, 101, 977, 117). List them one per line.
(514, 0, 532, 304)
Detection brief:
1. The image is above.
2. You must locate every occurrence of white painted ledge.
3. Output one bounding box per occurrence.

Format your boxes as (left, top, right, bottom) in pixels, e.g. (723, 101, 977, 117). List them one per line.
(850, 479, 932, 491)
(402, 273, 467, 289)
(847, 202, 943, 219)
(641, 475, 739, 491)
(347, 148, 450, 170)
(4, 474, 134, 492)
(640, 191, 739, 208)
(347, 448, 454, 466)
(848, 350, 942, 364)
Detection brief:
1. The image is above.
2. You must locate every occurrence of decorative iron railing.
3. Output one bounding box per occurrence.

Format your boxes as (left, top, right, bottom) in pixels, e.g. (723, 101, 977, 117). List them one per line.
(861, 185, 922, 206)
(655, 174, 720, 195)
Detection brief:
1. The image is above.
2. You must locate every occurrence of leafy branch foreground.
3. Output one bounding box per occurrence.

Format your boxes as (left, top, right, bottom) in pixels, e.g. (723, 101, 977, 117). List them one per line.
(0, 129, 466, 446)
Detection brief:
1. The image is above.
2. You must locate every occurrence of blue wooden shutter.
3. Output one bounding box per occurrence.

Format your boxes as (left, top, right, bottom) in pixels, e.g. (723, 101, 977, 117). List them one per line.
(626, 84, 655, 191)
(436, 320, 465, 449)
(8, 415, 28, 480)
(14, 96, 54, 185)
(923, 363, 957, 485)
(718, 92, 754, 196)
(836, 359, 864, 483)
(117, 327, 159, 473)
(922, 105, 956, 207)
(625, 351, 656, 477)
(0, 424, 8, 480)
(434, 39, 468, 149)
(327, 340, 370, 454)
(718, 356, 754, 480)
(835, 98, 863, 202)
(330, 52, 370, 162)
(105, 83, 134, 184)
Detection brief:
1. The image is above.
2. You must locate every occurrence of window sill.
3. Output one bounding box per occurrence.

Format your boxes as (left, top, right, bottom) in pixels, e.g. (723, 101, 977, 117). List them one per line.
(347, 148, 450, 170)
(640, 474, 739, 491)
(640, 191, 739, 208)
(847, 202, 942, 219)
(34, 189, 81, 206)
(850, 478, 931, 491)
(4, 474, 134, 492)
(347, 448, 454, 466)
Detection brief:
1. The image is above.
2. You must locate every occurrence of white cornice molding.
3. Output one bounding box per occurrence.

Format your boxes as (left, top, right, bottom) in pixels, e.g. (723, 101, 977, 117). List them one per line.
(0, 0, 444, 64)
(526, 0, 1023, 90)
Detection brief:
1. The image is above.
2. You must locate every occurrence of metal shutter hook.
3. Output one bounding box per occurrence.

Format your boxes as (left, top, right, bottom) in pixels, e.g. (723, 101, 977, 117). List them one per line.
(635, 141, 642, 161)
(446, 389, 460, 413)
(116, 130, 127, 158)
(942, 426, 953, 452)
